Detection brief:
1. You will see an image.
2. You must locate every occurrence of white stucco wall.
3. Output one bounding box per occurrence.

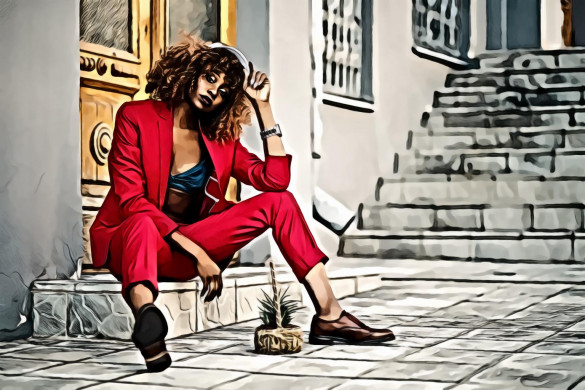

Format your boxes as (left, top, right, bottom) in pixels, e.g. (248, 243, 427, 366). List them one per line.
(470, 0, 488, 57)
(0, 0, 82, 340)
(541, 0, 565, 50)
(267, 2, 343, 258)
(269, 2, 314, 214)
(315, 1, 451, 211)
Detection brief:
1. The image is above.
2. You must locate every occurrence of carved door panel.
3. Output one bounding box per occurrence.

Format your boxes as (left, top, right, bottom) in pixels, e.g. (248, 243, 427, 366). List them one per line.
(80, 0, 166, 265)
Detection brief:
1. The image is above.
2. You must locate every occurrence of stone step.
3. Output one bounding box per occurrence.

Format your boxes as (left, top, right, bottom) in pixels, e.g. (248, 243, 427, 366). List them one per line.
(445, 73, 509, 88)
(422, 124, 585, 136)
(397, 148, 585, 176)
(434, 88, 585, 110)
(411, 128, 575, 151)
(445, 69, 585, 90)
(436, 86, 501, 94)
(375, 175, 585, 205)
(442, 50, 585, 86)
(32, 267, 382, 340)
(424, 104, 585, 131)
(477, 49, 585, 72)
(358, 202, 584, 232)
(339, 224, 583, 262)
(414, 126, 585, 149)
(334, 257, 585, 284)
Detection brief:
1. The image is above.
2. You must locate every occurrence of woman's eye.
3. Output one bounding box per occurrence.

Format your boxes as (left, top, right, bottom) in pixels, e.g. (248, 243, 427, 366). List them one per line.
(206, 74, 215, 83)
(219, 90, 227, 98)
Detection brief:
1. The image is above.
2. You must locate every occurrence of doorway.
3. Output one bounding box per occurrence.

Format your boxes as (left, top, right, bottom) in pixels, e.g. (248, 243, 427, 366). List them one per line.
(486, 0, 541, 50)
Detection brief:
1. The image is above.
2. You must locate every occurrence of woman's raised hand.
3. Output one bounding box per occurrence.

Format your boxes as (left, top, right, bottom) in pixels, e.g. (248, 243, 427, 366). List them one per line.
(244, 62, 270, 103)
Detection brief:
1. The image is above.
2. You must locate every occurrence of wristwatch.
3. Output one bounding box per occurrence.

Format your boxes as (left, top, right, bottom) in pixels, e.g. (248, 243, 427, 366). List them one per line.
(260, 124, 282, 139)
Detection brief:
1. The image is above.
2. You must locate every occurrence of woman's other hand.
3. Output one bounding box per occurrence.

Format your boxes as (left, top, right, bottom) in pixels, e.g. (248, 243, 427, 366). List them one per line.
(196, 253, 223, 303)
(168, 231, 223, 302)
(244, 62, 270, 103)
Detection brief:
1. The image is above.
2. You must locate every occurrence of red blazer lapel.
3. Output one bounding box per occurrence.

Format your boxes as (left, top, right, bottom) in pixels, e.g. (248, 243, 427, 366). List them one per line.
(152, 102, 235, 209)
(200, 126, 234, 195)
(156, 102, 173, 209)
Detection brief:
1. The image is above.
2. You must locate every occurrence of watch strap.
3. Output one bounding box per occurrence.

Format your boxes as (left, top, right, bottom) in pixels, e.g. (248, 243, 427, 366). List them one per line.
(260, 124, 282, 139)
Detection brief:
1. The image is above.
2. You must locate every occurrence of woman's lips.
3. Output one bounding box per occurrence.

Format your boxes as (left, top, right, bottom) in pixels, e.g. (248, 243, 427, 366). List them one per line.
(199, 95, 212, 107)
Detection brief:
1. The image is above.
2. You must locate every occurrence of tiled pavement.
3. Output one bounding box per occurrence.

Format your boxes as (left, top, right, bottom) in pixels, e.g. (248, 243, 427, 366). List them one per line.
(4, 261, 585, 389)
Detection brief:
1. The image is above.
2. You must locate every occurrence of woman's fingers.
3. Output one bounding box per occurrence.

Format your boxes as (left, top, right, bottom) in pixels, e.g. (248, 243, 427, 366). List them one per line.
(217, 276, 223, 297)
(205, 278, 218, 302)
(253, 72, 263, 88)
(244, 60, 269, 90)
(247, 61, 255, 87)
(200, 276, 210, 298)
(202, 275, 223, 302)
(254, 73, 269, 89)
(256, 74, 268, 90)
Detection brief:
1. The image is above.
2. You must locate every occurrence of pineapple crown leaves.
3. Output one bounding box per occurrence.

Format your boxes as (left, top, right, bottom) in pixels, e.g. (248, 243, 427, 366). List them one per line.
(258, 285, 302, 328)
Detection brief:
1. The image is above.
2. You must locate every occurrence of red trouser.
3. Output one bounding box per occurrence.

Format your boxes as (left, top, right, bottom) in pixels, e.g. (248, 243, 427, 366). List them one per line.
(107, 191, 328, 300)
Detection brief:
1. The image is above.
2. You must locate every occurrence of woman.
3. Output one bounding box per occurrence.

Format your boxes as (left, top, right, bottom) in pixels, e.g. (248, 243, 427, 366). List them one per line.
(89, 36, 394, 372)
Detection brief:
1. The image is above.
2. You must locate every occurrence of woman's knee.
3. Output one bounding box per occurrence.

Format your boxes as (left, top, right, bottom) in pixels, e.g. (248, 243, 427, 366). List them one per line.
(256, 190, 298, 211)
(120, 214, 159, 241)
(258, 191, 301, 225)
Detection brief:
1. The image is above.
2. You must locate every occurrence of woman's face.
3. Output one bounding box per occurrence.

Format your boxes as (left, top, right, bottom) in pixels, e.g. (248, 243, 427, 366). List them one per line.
(190, 71, 230, 113)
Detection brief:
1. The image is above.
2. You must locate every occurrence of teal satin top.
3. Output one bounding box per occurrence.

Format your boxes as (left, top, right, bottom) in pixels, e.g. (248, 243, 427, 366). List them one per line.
(168, 154, 212, 194)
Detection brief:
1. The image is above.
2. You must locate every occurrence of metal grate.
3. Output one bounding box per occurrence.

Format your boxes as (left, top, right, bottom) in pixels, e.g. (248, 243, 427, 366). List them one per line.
(321, 0, 373, 101)
(412, 0, 470, 62)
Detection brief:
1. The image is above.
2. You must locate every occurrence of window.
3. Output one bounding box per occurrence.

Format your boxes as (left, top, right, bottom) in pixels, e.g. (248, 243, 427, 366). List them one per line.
(80, 0, 132, 52)
(412, 0, 471, 68)
(320, 0, 373, 103)
(167, 0, 220, 45)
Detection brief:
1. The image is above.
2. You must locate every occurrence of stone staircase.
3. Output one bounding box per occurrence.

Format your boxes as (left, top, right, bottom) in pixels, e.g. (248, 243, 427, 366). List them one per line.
(340, 49, 585, 263)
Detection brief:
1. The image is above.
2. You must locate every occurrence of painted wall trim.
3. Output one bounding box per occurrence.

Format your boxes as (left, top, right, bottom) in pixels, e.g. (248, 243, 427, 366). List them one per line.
(321, 93, 375, 113)
(412, 45, 478, 69)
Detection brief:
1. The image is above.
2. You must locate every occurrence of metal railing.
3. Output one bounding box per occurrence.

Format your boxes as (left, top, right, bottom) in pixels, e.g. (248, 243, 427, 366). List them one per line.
(412, 0, 471, 67)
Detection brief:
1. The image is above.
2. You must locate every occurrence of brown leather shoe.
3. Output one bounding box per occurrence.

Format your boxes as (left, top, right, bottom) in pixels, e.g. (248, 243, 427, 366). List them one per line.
(309, 310, 395, 345)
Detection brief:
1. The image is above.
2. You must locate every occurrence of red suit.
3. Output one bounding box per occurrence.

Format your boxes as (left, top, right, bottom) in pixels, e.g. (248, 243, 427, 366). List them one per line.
(90, 100, 327, 299)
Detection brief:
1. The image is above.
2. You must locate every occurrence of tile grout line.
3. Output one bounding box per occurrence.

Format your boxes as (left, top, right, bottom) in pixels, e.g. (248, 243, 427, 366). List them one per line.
(449, 287, 585, 389)
(498, 285, 575, 320)
(395, 286, 579, 389)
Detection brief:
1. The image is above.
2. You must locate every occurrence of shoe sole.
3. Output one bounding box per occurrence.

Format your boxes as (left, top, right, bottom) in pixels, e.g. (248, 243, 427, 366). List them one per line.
(132, 305, 172, 372)
(309, 333, 396, 345)
(146, 351, 172, 372)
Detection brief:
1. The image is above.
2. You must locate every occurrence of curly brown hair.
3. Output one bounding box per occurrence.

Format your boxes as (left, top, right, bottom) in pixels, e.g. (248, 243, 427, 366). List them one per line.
(146, 35, 251, 143)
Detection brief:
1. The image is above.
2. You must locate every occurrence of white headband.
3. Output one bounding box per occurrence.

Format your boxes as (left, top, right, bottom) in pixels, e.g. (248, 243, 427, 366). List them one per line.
(209, 42, 250, 74)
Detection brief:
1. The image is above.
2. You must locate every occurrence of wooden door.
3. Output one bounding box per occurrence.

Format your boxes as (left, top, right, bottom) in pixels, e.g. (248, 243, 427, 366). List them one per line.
(80, 0, 237, 266)
(80, 0, 166, 265)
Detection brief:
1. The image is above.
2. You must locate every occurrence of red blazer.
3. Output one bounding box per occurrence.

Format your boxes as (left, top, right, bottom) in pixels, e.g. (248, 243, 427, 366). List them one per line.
(89, 99, 292, 268)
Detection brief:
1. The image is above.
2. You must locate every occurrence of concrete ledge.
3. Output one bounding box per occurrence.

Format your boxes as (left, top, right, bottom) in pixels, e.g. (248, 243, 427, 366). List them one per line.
(31, 265, 381, 340)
